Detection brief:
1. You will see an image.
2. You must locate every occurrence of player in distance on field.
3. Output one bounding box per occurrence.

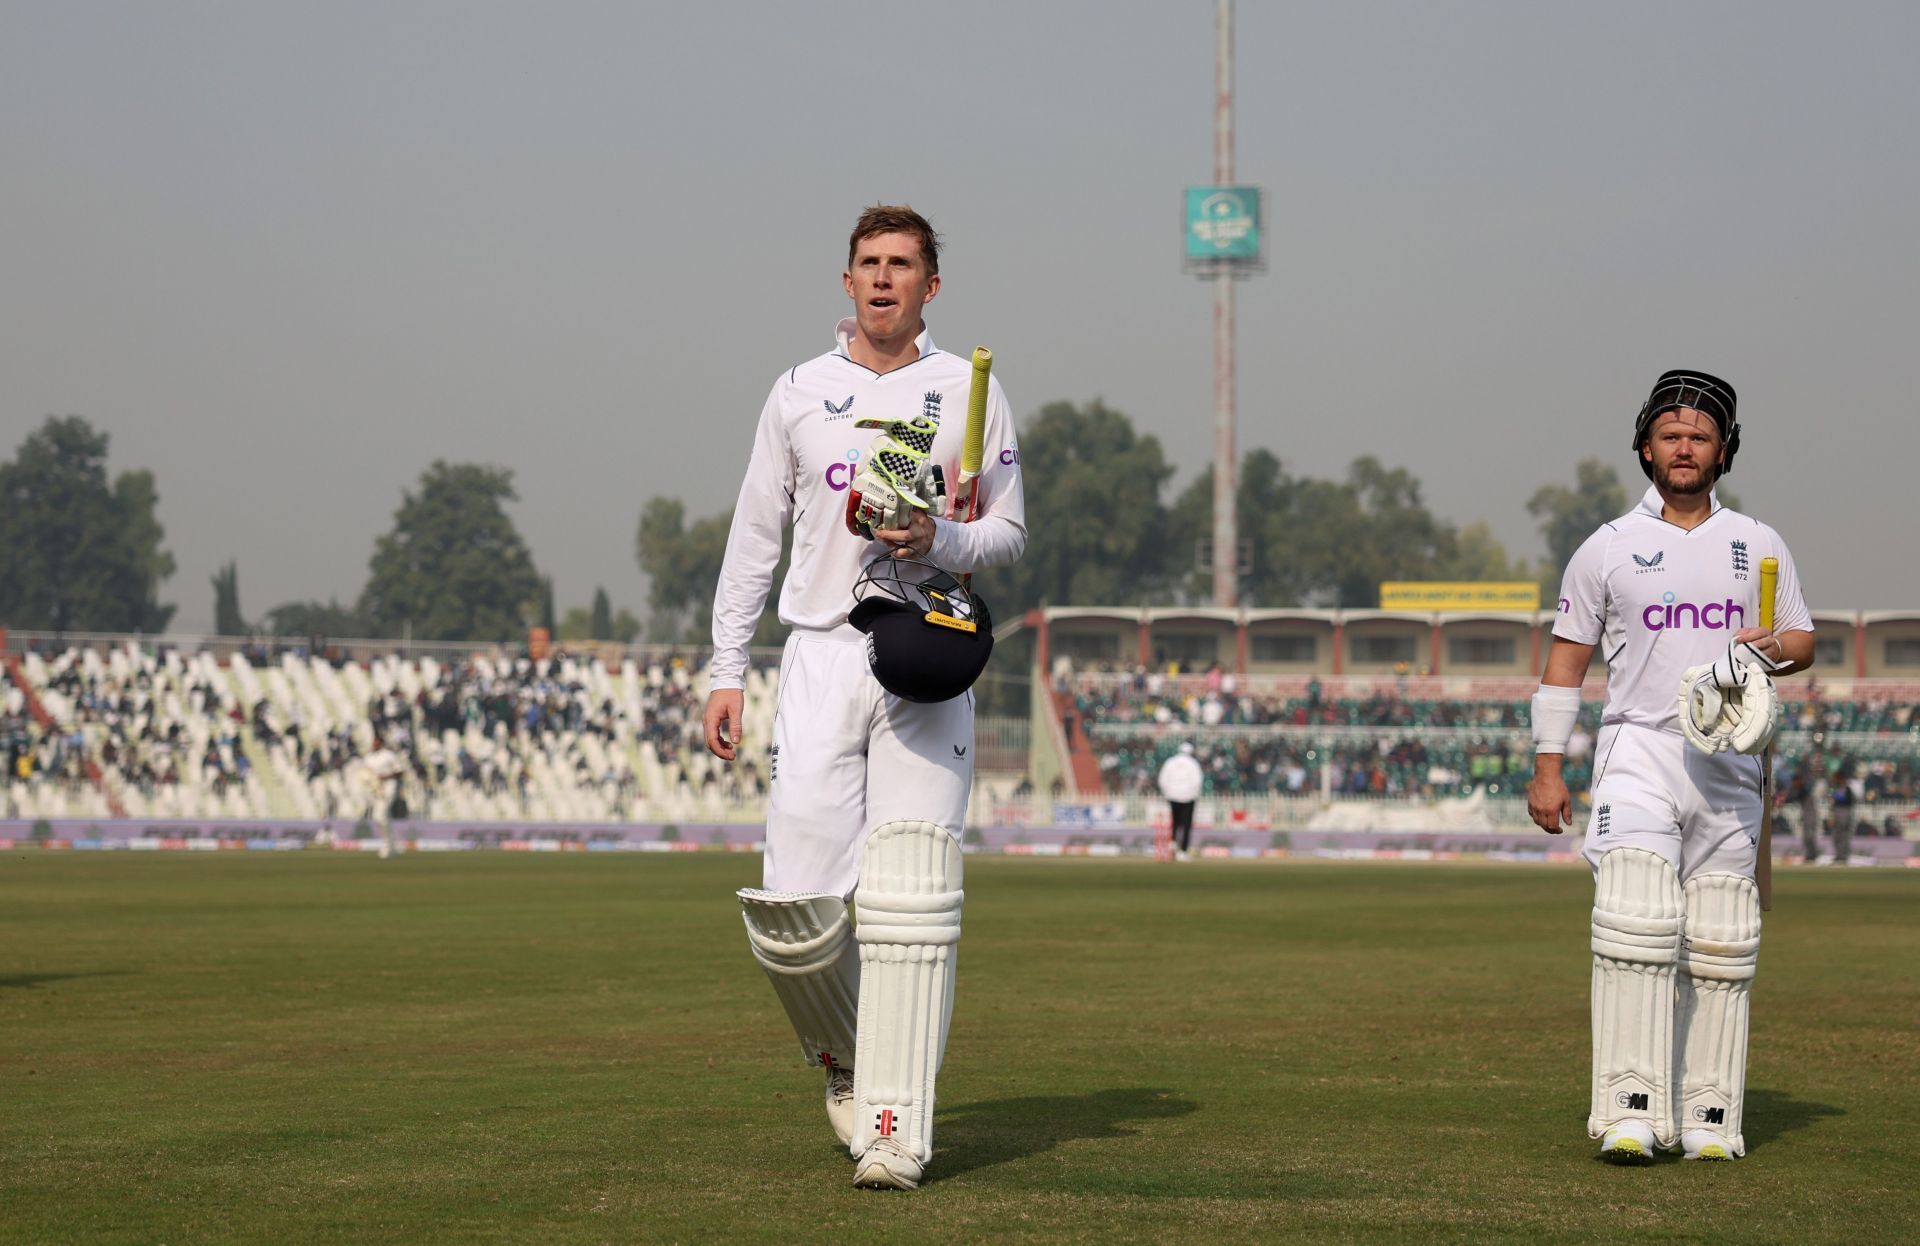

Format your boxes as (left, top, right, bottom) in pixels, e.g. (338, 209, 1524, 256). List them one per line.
(1527, 370, 1814, 1164)
(704, 205, 1026, 1190)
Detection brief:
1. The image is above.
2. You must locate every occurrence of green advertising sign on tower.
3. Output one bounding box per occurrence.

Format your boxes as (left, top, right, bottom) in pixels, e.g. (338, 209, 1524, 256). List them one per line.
(1184, 185, 1262, 264)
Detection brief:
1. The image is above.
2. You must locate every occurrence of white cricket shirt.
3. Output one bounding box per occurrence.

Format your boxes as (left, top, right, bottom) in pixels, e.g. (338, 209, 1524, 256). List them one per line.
(709, 319, 1027, 690)
(1553, 487, 1813, 734)
(1157, 752, 1204, 803)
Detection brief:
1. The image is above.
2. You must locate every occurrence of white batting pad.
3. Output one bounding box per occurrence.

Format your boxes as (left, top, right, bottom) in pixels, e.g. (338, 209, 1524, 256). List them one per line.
(1678, 873, 1761, 1155)
(1590, 847, 1685, 1147)
(738, 889, 859, 1072)
(851, 820, 964, 1165)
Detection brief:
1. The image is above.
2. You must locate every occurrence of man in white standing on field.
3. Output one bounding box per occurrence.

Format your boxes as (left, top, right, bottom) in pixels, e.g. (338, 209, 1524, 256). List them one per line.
(1157, 741, 1203, 860)
(703, 205, 1026, 1189)
(1527, 370, 1813, 1163)
(360, 735, 408, 859)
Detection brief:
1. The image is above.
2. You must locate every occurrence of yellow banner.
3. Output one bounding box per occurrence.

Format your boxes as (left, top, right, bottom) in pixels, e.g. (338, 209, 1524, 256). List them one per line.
(1379, 582, 1541, 611)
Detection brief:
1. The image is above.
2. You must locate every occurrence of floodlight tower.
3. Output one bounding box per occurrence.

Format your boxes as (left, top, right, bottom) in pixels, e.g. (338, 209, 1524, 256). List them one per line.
(1212, 0, 1235, 608)
(1184, 0, 1262, 608)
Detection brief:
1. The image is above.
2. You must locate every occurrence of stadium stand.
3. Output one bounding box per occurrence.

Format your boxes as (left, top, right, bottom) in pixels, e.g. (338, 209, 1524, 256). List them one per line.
(3, 639, 1914, 839)
(4, 649, 119, 819)
(4, 642, 785, 825)
(1060, 667, 1917, 820)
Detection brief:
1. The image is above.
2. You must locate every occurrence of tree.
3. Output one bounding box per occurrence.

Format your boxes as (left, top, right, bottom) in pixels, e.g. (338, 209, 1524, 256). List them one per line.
(1318, 456, 1463, 604)
(980, 399, 1178, 614)
(1439, 520, 1533, 583)
(263, 599, 361, 639)
(561, 592, 643, 645)
(1169, 449, 1519, 608)
(212, 559, 249, 636)
(358, 461, 544, 641)
(0, 416, 176, 632)
(113, 469, 177, 632)
(1262, 474, 1370, 606)
(1528, 459, 1628, 583)
(636, 499, 789, 645)
(537, 576, 557, 634)
(1166, 448, 1299, 604)
(590, 587, 612, 641)
(609, 608, 642, 643)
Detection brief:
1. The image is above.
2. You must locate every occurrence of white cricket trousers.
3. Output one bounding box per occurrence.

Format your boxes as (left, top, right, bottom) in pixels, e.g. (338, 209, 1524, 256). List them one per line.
(763, 628, 974, 898)
(1582, 722, 1762, 881)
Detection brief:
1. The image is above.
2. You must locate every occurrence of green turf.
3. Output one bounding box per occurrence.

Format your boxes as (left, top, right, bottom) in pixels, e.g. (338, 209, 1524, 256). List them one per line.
(2, 854, 1915, 1244)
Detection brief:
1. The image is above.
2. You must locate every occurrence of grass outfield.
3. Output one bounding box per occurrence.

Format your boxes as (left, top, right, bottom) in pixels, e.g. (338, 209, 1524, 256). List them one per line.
(2, 855, 1915, 1245)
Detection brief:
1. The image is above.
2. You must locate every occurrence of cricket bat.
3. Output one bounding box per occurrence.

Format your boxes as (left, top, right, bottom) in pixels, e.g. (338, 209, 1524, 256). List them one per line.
(954, 346, 992, 584)
(956, 346, 992, 519)
(1757, 555, 1779, 911)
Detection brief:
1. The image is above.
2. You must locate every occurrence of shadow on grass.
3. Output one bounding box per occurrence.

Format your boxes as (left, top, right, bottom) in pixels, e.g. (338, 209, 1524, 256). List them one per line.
(1744, 1086, 1843, 1153)
(929, 1087, 1197, 1182)
(0, 970, 131, 990)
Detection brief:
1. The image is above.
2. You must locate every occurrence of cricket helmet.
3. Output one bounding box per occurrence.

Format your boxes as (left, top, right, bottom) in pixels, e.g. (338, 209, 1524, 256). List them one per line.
(1631, 369, 1740, 480)
(848, 556, 994, 703)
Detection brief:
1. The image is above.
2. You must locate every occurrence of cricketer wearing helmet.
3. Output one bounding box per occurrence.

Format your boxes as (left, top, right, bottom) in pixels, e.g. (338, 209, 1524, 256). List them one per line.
(704, 206, 1026, 1191)
(1526, 370, 1814, 1164)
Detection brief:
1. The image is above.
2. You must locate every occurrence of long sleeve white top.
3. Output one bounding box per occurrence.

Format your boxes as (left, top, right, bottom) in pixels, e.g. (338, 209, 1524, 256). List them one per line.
(1157, 752, 1204, 803)
(708, 319, 1027, 690)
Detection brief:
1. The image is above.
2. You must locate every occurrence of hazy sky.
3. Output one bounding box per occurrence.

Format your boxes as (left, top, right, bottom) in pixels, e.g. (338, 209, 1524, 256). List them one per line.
(5, 1, 1916, 634)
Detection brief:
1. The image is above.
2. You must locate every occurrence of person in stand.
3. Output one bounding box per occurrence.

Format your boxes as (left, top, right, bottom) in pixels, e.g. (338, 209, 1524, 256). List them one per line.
(1527, 370, 1814, 1164)
(1157, 741, 1204, 861)
(1787, 765, 1818, 864)
(1828, 758, 1857, 865)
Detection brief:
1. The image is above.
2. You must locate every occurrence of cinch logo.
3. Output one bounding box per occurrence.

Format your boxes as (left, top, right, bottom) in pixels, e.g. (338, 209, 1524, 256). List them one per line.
(825, 448, 863, 491)
(1692, 1105, 1726, 1124)
(1557, 596, 1571, 614)
(1642, 594, 1745, 631)
(999, 448, 1022, 466)
(1616, 1091, 1651, 1111)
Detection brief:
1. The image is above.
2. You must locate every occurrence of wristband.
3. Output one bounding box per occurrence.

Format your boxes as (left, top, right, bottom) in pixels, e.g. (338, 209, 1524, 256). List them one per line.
(1530, 684, 1582, 754)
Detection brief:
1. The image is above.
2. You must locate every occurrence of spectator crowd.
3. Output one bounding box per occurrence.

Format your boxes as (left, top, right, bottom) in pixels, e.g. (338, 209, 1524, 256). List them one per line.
(4, 644, 1915, 833)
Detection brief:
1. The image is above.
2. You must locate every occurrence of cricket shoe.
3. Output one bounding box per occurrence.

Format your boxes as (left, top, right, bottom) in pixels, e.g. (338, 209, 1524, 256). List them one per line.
(852, 1138, 923, 1190)
(1599, 1120, 1659, 1165)
(825, 1065, 855, 1147)
(1680, 1129, 1735, 1161)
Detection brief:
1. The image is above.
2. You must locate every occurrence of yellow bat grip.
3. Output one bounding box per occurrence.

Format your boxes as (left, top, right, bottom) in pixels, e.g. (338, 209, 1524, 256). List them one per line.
(963, 346, 992, 477)
(1759, 557, 1778, 632)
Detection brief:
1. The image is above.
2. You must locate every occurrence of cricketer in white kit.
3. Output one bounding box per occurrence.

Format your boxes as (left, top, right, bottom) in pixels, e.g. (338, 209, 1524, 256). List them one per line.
(704, 206, 1026, 1190)
(1528, 370, 1813, 1165)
